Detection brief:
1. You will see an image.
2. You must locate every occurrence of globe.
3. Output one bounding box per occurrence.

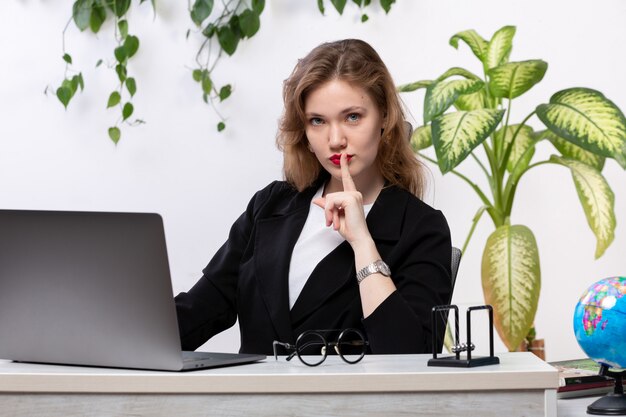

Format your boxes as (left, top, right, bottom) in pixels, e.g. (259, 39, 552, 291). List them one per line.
(573, 276, 626, 370)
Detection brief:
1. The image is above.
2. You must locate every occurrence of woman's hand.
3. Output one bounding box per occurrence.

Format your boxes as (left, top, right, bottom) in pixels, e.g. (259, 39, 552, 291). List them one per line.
(312, 153, 372, 247)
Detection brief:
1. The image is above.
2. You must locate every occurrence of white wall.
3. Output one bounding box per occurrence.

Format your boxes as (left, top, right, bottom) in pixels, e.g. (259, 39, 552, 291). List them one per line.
(1, 0, 624, 361)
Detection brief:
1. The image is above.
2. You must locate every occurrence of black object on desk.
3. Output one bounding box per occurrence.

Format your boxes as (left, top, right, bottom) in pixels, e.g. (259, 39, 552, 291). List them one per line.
(428, 304, 500, 368)
(587, 366, 626, 415)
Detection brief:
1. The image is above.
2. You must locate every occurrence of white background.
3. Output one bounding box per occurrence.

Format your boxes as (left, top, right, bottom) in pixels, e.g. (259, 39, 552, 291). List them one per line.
(1, 0, 624, 361)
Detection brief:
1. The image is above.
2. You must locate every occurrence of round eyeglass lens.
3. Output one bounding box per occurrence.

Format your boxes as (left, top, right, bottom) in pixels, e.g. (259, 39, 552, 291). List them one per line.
(337, 328, 366, 364)
(295, 331, 327, 366)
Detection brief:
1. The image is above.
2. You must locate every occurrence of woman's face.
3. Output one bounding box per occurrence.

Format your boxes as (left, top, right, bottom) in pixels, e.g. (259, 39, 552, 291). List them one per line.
(303, 79, 385, 193)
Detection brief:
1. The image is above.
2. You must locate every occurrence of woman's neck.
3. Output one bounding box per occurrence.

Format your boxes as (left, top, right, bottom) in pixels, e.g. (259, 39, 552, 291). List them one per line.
(323, 174, 385, 205)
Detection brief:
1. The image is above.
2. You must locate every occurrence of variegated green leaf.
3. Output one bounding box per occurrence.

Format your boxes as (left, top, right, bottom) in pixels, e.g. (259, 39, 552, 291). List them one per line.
(495, 124, 535, 173)
(424, 79, 484, 123)
(437, 67, 482, 81)
(481, 224, 540, 351)
(550, 156, 616, 258)
(449, 29, 488, 63)
(536, 88, 626, 168)
(410, 125, 432, 151)
(432, 109, 505, 173)
(453, 90, 487, 111)
(485, 26, 516, 70)
(546, 131, 605, 171)
(488, 60, 547, 99)
(397, 80, 432, 93)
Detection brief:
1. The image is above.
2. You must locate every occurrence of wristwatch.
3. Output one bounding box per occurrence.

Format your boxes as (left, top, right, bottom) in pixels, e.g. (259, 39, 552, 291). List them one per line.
(356, 259, 391, 284)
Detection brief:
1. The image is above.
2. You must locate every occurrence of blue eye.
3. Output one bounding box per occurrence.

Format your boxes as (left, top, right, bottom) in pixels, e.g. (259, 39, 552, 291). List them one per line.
(310, 117, 323, 126)
(347, 113, 360, 122)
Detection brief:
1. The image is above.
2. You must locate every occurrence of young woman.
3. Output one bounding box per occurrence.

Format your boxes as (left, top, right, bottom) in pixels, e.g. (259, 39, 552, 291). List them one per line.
(175, 39, 452, 355)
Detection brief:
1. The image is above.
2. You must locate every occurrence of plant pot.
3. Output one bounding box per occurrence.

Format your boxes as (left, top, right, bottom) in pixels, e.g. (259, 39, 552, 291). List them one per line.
(517, 338, 545, 360)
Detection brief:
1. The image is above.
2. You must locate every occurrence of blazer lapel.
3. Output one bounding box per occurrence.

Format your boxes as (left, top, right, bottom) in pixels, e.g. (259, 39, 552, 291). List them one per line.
(289, 185, 408, 325)
(254, 185, 317, 343)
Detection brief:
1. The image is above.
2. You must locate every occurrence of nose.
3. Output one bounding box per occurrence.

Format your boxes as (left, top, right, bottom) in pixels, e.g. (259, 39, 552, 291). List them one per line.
(328, 123, 347, 149)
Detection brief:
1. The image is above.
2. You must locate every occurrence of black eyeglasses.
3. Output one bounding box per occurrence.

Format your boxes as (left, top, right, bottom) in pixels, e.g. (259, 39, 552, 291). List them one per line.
(272, 328, 368, 366)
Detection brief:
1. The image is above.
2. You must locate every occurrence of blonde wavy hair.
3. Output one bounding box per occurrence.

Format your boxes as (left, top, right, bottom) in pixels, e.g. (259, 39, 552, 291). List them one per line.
(276, 39, 425, 198)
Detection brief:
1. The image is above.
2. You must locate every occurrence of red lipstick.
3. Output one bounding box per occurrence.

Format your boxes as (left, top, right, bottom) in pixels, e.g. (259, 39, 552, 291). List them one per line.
(329, 154, 353, 165)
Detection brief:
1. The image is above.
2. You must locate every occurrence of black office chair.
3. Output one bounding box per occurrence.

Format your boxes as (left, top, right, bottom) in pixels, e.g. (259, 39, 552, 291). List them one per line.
(450, 246, 462, 289)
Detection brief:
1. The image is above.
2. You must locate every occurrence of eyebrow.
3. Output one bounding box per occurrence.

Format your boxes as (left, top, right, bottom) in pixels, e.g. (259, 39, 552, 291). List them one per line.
(305, 106, 368, 117)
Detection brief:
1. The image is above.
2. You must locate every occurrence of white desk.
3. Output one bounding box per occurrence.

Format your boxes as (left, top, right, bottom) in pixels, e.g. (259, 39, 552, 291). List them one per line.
(0, 352, 558, 417)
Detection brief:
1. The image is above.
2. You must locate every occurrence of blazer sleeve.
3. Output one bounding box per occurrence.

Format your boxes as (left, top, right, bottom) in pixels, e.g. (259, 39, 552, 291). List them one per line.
(174, 183, 276, 351)
(362, 209, 452, 354)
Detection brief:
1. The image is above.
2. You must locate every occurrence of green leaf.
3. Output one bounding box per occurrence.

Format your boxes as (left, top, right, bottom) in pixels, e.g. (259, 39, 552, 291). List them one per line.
(96, 59, 103, 68)
(488, 60, 547, 99)
(252, 0, 265, 14)
(89, 2, 107, 33)
(331, 0, 347, 14)
(107, 91, 121, 108)
(108, 126, 121, 144)
(437, 67, 482, 81)
(201, 71, 212, 95)
(217, 26, 239, 56)
(410, 125, 432, 151)
(485, 25, 516, 70)
(449, 29, 488, 63)
(550, 156, 616, 258)
(546, 131, 605, 171)
(495, 124, 535, 173)
(125, 77, 136, 97)
(397, 80, 432, 93)
(380, 0, 395, 13)
(123, 35, 139, 58)
(228, 15, 243, 39)
(108, 0, 131, 18)
(219, 84, 232, 101)
(361, 14, 368, 22)
(238, 9, 260, 38)
(424, 78, 484, 123)
(114, 45, 127, 63)
(72, 0, 92, 31)
(202, 23, 216, 38)
(482, 224, 540, 351)
(63, 53, 73, 64)
(61, 78, 77, 95)
(536, 87, 626, 168)
(431, 109, 505, 173)
(217, 122, 226, 132)
(191, 0, 214, 26)
(115, 64, 127, 82)
(192, 69, 203, 82)
(453, 90, 487, 111)
(56, 86, 73, 109)
(74, 73, 84, 91)
(118, 19, 128, 39)
(317, 0, 325, 14)
(122, 102, 134, 120)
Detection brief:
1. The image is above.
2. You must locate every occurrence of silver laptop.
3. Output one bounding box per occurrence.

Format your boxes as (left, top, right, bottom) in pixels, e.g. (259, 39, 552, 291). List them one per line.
(0, 209, 265, 371)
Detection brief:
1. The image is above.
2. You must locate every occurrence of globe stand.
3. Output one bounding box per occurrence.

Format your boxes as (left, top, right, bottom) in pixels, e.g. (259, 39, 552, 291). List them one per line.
(587, 365, 626, 415)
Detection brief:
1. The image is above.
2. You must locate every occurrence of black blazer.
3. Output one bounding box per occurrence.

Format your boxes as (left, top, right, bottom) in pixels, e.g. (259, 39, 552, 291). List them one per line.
(175, 179, 452, 355)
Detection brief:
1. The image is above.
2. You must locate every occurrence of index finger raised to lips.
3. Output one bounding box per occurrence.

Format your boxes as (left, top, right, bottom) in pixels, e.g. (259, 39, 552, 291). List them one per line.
(340, 153, 356, 192)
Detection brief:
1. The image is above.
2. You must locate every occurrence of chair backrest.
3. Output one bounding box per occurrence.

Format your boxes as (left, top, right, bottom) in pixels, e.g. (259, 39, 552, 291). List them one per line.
(450, 246, 462, 289)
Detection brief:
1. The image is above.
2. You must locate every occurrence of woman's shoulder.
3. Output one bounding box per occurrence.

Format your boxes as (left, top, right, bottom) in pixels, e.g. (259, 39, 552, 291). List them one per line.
(383, 185, 442, 216)
(247, 180, 314, 216)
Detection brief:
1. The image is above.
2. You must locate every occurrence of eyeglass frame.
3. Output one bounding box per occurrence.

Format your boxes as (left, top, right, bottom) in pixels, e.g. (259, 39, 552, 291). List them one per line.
(272, 328, 368, 367)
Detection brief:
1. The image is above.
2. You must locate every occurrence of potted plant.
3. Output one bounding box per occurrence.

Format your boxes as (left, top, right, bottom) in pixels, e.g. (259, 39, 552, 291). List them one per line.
(398, 25, 626, 351)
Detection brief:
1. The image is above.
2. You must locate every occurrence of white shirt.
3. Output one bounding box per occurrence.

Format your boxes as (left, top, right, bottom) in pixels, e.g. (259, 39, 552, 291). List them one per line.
(288, 186, 374, 309)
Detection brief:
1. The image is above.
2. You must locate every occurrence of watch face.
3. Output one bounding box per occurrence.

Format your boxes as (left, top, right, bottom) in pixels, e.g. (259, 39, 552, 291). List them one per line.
(376, 260, 391, 276)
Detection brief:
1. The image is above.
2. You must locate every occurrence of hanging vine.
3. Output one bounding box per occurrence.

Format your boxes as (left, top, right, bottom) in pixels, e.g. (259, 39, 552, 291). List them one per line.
(53, 0, 397, 143)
